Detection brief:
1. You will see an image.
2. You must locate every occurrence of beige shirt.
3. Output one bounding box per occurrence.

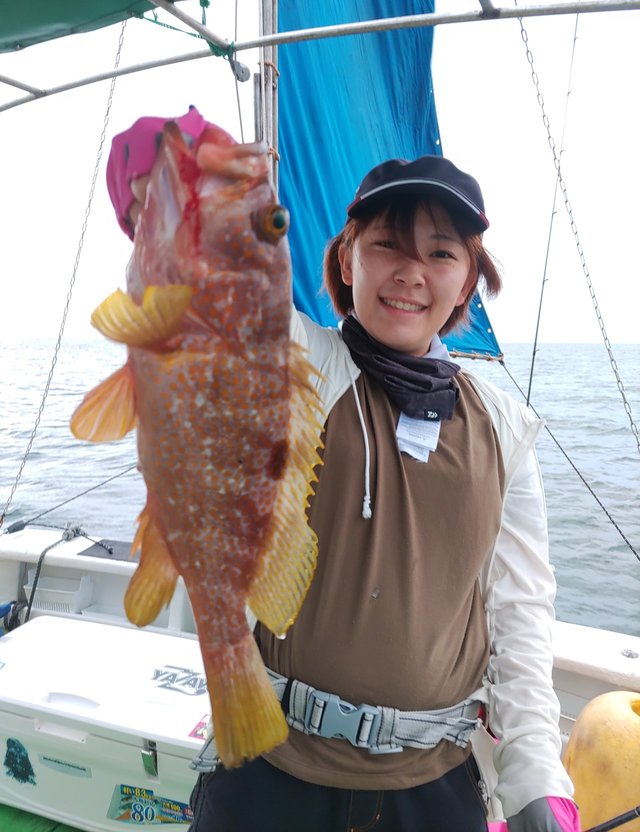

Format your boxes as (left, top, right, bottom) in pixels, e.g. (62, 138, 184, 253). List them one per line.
(258, 371, 505, 789)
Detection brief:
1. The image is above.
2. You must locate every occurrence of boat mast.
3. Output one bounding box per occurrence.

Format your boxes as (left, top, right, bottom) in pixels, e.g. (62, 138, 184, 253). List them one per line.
(256, 0, 279, 190)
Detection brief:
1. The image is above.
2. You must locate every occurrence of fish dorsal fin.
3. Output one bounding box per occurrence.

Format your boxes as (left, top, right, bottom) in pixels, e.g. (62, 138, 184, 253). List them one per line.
(125, 503, 179, 627)
(70, 363, 136, 441)
(248, 342, 324, 636)
(91, 286, 193, 347)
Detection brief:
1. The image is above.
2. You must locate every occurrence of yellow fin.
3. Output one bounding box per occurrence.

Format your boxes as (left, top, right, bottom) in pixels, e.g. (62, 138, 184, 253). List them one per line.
(125, 504, 179, 627)
(248, 342, 324, 636)
(204, 633, 288, 767)
(70, 363, 136, 441)
(91, 286, 193, 347)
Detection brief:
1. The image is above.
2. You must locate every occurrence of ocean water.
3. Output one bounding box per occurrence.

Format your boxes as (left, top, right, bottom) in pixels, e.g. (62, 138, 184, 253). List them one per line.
(1, 338, 638, 635)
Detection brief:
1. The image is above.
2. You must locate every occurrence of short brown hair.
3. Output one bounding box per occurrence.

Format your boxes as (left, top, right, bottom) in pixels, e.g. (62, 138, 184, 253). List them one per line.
(323, 197, 502, 335)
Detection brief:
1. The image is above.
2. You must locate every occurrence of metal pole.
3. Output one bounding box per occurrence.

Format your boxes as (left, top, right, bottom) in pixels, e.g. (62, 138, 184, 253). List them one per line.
(150, 0, 640, 55)
(0, 74, 43, 94)
(3, 1, 640, 113)
(148, 0, 250, 81)
(235, 1, 640, 50)
(586, 805, 640, 832)
(254, 0, 279, 188)
(264, 0, 279, 191)
(272, 0, 279, 194)
(0, 50, 214, 113)
(148, 0, 230, 52)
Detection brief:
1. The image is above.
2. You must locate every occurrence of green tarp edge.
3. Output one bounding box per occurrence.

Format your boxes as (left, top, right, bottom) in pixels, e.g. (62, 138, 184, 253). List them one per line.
(0, 803, 86, 832)
(0, 1, 156, 53)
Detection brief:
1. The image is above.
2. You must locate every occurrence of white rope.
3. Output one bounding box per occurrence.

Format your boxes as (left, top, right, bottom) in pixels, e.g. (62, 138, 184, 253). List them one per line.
(348, 366, 373, 520)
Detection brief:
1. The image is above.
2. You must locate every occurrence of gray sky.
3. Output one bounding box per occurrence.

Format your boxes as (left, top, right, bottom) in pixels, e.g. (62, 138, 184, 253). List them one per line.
(1, 0, 638, 344)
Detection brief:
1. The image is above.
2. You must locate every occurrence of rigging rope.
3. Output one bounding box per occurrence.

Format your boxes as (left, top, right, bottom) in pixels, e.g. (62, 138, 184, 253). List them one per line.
(142, 2, 236, 59)
(232, 0, 245, 142)
(516, 6, 640, 458)
(526, 14, 580, 407)
(0, 22, 127, 531)
(1, 465, 139, 536)
(501, 362, 639, 563)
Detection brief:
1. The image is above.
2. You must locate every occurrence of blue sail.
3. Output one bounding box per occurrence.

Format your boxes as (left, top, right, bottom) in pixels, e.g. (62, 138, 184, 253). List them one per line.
(443, 296, 502, 358)
(278, 1, 502, 359)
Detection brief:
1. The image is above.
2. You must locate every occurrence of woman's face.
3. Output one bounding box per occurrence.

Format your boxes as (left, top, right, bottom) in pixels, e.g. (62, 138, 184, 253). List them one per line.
(339, 204, 474, 356)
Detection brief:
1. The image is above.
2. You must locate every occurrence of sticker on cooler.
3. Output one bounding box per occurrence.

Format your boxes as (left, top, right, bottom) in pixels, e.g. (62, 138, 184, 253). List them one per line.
(108, 784, 194, 825)
(152, 666, 207, 696)
(4, 738, 36, 785)
(189, 715, 210, 740)
(39, 754, 92, 777)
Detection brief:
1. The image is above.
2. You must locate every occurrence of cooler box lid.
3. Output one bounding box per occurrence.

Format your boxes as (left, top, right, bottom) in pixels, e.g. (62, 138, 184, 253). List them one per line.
(0, 617, 209, 750)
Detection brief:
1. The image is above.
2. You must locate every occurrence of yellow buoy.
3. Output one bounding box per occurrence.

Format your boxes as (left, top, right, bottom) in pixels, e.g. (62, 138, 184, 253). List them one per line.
(563, 690, 640, 831)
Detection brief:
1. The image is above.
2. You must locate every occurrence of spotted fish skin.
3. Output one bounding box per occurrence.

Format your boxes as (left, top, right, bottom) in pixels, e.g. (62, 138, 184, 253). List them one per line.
(71, 123, 323, 767)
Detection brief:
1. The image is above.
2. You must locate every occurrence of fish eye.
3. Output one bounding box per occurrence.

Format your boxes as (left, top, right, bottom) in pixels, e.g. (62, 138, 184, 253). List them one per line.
(254, 204, 289, 243)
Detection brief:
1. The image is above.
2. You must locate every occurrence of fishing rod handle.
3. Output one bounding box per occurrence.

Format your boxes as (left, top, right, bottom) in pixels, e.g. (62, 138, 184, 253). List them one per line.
(584, 805, 640, 832)
(488, 805, 640, 832)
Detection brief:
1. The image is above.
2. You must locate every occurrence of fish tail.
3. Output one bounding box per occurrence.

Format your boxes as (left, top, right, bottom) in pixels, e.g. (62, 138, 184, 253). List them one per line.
(205, 634, 288, 768)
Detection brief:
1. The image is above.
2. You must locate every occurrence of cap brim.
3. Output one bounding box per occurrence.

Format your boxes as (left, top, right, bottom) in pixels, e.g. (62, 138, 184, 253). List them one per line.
(347, 180, 489, 232)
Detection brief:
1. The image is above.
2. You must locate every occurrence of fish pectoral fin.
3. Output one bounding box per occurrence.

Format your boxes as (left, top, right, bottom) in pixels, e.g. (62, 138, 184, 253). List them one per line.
(91, 286, 193, 347)
(70, 363, 136, 441)
(125, 505, 179, 627)
(248, 343, 324, 636)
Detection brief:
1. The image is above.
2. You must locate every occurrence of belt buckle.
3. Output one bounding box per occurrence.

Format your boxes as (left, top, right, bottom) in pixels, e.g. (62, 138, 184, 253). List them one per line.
(303, 690, 380, 748)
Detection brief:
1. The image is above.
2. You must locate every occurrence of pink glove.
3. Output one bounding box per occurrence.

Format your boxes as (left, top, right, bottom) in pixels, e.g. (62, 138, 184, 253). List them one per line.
(488, 797, 580, 831)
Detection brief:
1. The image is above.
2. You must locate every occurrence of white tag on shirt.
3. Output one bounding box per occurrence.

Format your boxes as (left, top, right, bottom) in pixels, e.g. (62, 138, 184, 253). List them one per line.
(396, 412, 441, 463)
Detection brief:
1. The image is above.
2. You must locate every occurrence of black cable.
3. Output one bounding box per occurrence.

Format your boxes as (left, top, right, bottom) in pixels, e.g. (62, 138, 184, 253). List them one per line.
(23, 526, 86, 623)
(3, 601, 26, 632)
(501, 363, 639, 563)
(1, 464, 138, 535)
(24, 542, 62, 623)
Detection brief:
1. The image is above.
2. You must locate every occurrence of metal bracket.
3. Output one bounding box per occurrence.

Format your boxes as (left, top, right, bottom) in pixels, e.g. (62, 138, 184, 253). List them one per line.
(141, 739, 158, 777)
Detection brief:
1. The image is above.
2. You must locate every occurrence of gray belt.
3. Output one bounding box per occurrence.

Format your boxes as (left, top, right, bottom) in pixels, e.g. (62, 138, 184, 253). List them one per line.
(191, 667, 481, 772)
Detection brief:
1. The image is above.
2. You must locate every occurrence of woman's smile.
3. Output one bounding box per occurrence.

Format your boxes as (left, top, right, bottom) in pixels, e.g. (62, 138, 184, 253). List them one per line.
(380, 296, 427, 313)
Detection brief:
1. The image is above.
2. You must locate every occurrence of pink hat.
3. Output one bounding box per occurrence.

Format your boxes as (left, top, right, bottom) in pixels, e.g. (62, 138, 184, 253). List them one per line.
(106, 105, 214, 239)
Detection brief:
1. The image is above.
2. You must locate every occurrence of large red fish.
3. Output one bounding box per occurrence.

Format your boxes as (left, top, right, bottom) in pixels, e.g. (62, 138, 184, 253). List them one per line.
(71, 122, 323, 767)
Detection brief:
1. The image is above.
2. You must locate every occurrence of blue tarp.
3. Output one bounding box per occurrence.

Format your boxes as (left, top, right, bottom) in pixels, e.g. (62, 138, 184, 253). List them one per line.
(278, 0, 502, 358)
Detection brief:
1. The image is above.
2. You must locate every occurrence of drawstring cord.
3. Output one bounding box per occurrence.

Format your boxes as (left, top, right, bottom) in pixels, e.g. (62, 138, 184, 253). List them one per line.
(347, 365, 372, 520)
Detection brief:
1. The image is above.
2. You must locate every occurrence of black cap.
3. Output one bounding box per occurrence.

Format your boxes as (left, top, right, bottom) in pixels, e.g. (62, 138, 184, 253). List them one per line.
(347, 155, 489, 232)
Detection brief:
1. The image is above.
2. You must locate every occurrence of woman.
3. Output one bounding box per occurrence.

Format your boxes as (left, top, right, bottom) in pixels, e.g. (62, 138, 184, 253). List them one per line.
(107, 117, 579, 832)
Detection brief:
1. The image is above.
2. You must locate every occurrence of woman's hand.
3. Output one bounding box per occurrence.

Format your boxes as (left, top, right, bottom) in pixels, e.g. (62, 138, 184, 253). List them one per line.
(489, 797, 580, 831)
(128, 175, 150, 232)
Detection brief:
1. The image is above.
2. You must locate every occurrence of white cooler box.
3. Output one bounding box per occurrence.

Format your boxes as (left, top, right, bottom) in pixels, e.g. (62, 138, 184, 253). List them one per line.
(0, 616, 209, 830)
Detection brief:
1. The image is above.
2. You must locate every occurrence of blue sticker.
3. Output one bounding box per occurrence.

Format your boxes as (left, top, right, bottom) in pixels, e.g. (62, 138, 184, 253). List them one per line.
(4, 738, 36, 785)
(108, 784, 193, 824)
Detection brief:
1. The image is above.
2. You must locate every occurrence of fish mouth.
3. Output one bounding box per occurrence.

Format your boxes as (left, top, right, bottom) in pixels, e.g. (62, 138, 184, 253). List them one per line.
(381, 297, 426, 312)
